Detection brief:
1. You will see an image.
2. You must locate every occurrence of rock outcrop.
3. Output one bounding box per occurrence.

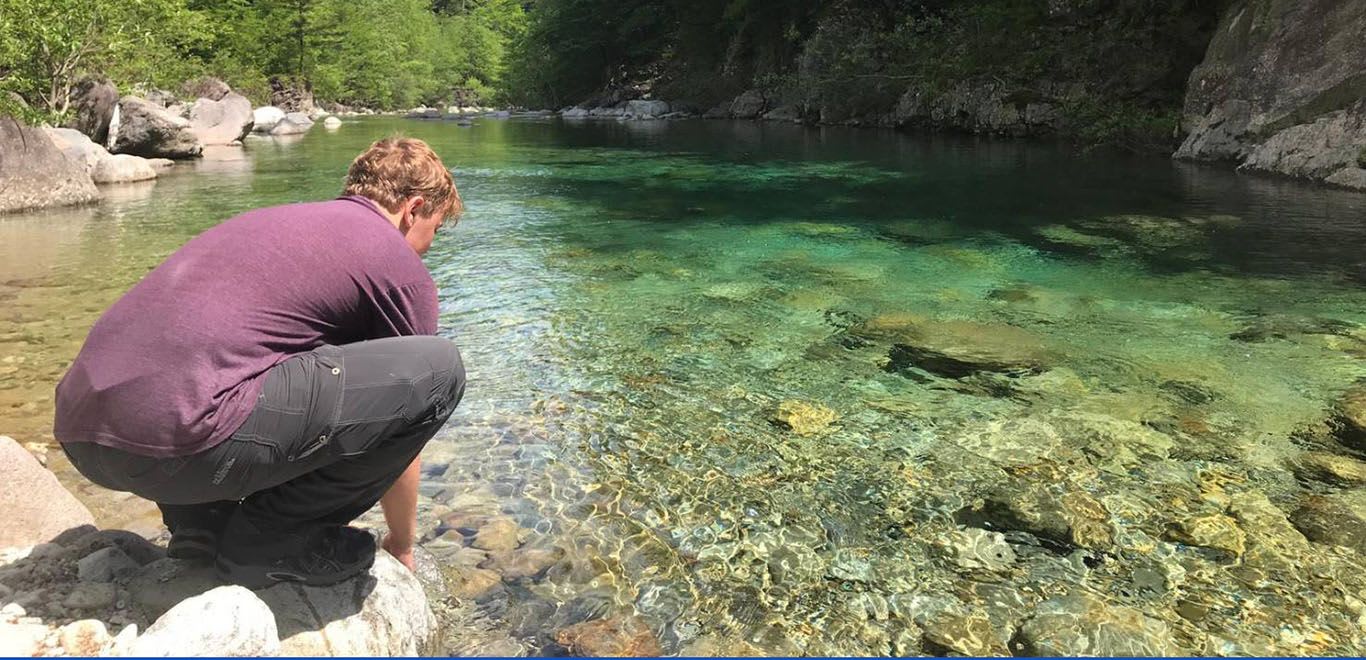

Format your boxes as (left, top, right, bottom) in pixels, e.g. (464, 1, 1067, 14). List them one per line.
(108, 97, 203, 159)
(188, 93, 255, 145)
(1175, 0, 1366, 189)
(66, 79, 120, 145)
(269, 76, 315, 114)
(0, 120, 100, 214)
(893, 81, 1071, 136)
(180, 77, 231, 103)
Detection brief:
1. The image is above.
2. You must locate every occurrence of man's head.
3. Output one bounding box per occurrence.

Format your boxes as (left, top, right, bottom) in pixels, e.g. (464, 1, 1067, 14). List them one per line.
(343, 137, 462, 255)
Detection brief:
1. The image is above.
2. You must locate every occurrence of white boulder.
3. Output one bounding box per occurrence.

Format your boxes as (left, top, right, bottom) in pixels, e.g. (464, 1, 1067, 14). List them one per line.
(252, 106, 286, 133)
(270, 112, 314, 136)
(92, 154, 158, 184)
(128, 585, 281, 657)
(323, 116, 342, 129)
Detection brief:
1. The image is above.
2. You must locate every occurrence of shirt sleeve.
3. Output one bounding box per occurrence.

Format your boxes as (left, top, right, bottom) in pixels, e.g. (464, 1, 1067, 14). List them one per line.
(371, 280, 439, 337)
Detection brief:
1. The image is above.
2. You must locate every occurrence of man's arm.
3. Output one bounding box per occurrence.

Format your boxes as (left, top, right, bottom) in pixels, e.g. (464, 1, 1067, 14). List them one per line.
(380, 456, 421, 570)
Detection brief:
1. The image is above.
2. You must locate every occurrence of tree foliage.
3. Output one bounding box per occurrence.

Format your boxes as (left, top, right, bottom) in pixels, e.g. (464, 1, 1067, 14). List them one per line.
(0, 0, 528, 118)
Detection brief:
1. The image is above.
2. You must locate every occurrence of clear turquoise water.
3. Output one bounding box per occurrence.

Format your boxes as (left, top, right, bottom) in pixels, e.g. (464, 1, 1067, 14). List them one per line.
(2, 117, 1364, 655)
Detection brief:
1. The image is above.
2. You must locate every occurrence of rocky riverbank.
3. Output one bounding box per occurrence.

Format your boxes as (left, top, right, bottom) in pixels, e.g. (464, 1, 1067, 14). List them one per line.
(0, 436, 438, 657)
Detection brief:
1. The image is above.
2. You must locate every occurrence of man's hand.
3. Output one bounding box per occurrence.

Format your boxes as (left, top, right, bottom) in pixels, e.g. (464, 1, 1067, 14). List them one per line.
(379, 457, 421, 572)
(382, 533, 416, 571)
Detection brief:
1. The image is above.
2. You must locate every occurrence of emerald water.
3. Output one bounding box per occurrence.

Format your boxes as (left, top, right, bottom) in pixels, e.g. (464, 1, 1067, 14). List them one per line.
(2, 117, 1365, 655)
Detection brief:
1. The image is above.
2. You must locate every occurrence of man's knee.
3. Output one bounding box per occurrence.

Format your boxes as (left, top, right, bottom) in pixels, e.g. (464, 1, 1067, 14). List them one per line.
(408, 336, 465, 421)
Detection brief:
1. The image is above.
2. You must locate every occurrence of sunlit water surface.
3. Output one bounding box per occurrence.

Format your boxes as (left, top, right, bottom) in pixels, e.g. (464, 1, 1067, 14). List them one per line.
(2, 117, 1365, 655)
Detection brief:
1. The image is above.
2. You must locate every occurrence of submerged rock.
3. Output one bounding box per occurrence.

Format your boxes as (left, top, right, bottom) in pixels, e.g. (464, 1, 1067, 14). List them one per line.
(1165, 513, 1246, 558)
(1331, 384, 1366, 450)
(939, 527, 1016, 573)
(959, 480, 1113, 552)
(1291, 451, 1366, 486)
(920, 610, 1005, 656)
(863, 317, 1054, 378)
(1289, 490, 1366, 555)
(1016, 592, 1183, 656)
(768, 400, 838, 436)
(554, 615, 663, 657)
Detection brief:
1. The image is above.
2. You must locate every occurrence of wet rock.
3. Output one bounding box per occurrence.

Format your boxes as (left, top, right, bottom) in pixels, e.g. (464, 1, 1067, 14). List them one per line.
(874, 318, 1054, 378)
(1290, 490, 1366, 554)
(256, 553, 437, 656)
(680, 635, 766, 656)
(1331, 384, 1366, 450)
(555, 615, 663, 657)
(827, 549, 876, 583)
(1165, 513, 1246, 558)
(939, 527, 1016, 572)
(1292, 451, 1366, 485)
(471, 517, 521, 553)
(482, 546, 564, 581)
(1227, 491, 1311, 568)
(449, 566, 503, 600)
(959, 481, 1113, 552)
(108, 97, 203, 159)
(78, 546, 141, 582)
(130, 585, 280, 656)
(58, 619, 109, 655)
(768, 400, 838, 436)
(62, 582, 116, 610)
(1016, 592, 1182, 656)
(921, 610, 1005, 656)
(0, 622, 48, 657)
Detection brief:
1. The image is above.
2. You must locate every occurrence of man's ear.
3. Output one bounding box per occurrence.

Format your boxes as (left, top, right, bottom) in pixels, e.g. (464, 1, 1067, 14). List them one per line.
(399, 196, 427, 230)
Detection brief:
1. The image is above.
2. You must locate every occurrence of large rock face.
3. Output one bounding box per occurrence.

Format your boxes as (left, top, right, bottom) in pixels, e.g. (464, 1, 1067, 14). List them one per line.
(67, 79, 120, 145)
(0, 120, 100, 214)
(108, 97, 203, 159)
(188, 92, 254, 145)
(0, 436, 96, 545)
(256, 553, 437, 656)
(1175, 0, 1366, 189)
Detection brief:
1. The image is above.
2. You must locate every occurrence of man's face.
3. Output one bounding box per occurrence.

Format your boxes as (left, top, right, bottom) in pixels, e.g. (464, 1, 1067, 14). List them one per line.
(399, 197, 458, 255)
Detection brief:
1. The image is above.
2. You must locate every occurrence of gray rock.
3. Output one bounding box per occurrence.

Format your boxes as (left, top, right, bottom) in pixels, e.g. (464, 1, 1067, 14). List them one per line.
(625, 99, 669, 118)
(70, 529, 166, 566)
(1016, 592, 1183, 655)
(729, 90, 767, 119)
(188, 93, 254, 145)
(0, 436, 96, 543)
(108, 97, 203, 159)
(45, 126, 109, 172)
(269, 76, 315, 114)
(762, 104, 803, 122)
(181, 77, 231, 102)
(129, 585, 281, 657)
(1176, 0, 1366, 187)
(66, 78, 119, 145)
(127, 558, 222, 620)
(78, 547, 142, 582)
(562, 107, 590, 118)
(256, 553, 436, 656)
(702, 104, 729, 119)
(92, 154, 159, 184)
(63, 582, 116, 610)
(269, 112, 314, 136)
(251, 106, 286, 133)
(1325, 166, 1366, 190)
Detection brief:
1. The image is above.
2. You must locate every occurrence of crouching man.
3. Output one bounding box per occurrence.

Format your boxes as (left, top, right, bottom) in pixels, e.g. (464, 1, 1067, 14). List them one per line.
(53, 137, 465, 589)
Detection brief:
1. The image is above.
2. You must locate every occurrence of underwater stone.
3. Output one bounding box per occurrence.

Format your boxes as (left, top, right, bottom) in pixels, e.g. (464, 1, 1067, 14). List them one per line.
(871, 318, 1054, 378)
(1332, 385, 1366, 450)
(1015, 592, 1183, 656)
(958, 481, 1113, 552)
(1291, 452, 1366, 486)
(940, 527, 1017, 572)
(768, 400, 838, 436)
(481, 546, 565, 581)
(920, 610, 1006, 656)
(1165, 514, 1246, 558)
(554, 615, 663, 657)
(1289, 490, 1366, 555)
(471, 517, 522, 553)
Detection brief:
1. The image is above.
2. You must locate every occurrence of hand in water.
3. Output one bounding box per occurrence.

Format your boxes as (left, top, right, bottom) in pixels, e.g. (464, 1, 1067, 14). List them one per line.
(381, 534, 416, 571)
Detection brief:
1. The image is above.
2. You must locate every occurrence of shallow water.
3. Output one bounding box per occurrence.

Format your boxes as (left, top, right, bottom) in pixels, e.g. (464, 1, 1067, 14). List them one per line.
(2, 117, 1365, 655)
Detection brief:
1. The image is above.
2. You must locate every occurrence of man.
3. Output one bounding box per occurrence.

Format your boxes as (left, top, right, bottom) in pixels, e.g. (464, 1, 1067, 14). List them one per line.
(53, 137, 466, 589)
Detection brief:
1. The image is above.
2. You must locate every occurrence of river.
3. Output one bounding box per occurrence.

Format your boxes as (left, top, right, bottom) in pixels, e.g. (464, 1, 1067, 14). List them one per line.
(2, 116, 1364, 654)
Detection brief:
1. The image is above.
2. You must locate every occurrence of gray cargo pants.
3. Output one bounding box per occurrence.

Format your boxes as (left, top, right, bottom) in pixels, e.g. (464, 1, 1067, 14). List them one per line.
(63, 336, 465, 535)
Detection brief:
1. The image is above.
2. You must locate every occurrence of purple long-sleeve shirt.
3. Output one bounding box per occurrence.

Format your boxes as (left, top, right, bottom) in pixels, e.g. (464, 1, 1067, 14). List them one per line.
(54, 196, 439, 458)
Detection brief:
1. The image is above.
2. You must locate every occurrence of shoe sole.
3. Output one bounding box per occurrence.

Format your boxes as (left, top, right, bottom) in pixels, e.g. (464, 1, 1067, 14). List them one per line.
(214, 551, 376, 590)
(166, 538, 217, 563)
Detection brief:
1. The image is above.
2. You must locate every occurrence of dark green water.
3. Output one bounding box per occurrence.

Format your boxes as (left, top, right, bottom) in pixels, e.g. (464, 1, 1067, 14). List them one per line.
(2, 117, 1364, 655)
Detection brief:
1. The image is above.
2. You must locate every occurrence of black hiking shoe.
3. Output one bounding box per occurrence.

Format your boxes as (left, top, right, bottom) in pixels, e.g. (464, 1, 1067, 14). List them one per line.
(215, 525, 376, 590)
(166, 527, 219, 563)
